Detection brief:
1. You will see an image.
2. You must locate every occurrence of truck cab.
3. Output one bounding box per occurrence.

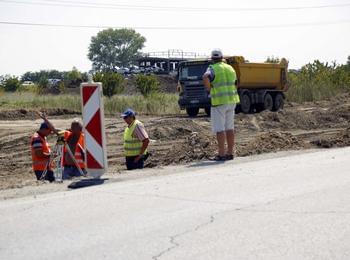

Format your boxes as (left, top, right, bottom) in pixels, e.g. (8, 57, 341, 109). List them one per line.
(177, 60, 212, 117)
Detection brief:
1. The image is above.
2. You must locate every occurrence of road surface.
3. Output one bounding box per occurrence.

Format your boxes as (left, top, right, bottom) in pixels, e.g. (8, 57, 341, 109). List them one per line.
(1, 148, 350, 260)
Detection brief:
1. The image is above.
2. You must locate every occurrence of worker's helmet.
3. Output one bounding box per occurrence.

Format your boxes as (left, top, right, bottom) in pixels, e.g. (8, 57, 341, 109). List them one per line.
(211, 49, 223, 59)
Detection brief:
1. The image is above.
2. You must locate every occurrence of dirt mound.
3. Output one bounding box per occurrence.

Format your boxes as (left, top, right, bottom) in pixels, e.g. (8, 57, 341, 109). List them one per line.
(311, 128, 350, 148)
(152, 132, 216, 166)
(0, 109, 79, 120)
(237, 132, 308, 157)
(237, 99, 350, 131)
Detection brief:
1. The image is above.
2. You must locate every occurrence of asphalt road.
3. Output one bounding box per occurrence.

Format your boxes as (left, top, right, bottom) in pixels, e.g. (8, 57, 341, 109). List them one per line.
(1, 148, 350, 260)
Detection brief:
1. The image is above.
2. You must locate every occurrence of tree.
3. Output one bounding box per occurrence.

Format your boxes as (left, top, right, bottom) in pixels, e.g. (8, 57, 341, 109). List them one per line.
(88, 28, 146, 71)
(22, 70, 64, 83)
(265, 56, 280, 63)
(93, 72, 124, 97)
(135, 74, 160, 97)
(3, 76, 21, 92)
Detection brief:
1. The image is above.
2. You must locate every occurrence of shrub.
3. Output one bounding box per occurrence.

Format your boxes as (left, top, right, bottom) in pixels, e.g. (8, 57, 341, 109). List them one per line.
(287, 60, 350, 102)
(37, 77, 49, 94)
(3, 76, 21, 92)
(135, 74, 160, 97)
(93, 72, 124, 97)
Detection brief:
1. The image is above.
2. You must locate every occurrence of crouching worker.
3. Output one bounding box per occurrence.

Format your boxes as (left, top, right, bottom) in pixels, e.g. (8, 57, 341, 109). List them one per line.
(62, 120, 87, 179)
(31, 122, 55, 182)
(39, 113, 86, 180)
(122, 108, 150, 170)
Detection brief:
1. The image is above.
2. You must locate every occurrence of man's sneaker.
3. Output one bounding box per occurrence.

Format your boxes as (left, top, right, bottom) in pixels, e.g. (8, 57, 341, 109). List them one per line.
(226, 154, 234, 160)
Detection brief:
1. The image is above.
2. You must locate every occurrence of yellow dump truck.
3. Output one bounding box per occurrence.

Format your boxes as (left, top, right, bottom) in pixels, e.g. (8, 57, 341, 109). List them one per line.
(177, 56, 289, 116)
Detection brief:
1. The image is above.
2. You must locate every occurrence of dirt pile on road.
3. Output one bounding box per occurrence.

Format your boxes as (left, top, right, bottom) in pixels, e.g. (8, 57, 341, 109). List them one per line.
(311, 128, 350, 148)
(237, 132, 308, 157)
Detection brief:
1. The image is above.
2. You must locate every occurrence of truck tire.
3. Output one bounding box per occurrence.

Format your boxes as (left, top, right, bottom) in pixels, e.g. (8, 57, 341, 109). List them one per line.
(240, 93, 252, 114)
(204, 107, 211, 116)
(186, 107, 199, 117)
(273, 93, 284, 111)
(263, 93, 273, 111)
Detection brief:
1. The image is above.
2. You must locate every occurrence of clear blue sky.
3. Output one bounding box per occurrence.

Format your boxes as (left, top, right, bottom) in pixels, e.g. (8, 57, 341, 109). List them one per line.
(0, 0, 349, 76)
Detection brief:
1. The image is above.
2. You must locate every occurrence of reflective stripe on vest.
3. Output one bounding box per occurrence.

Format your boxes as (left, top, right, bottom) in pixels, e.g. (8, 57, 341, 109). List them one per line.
(64, 131, 86, 169)
(209, 62, 240, 106)
(31, 132, 51, 171)
(123, 120, 147, 157)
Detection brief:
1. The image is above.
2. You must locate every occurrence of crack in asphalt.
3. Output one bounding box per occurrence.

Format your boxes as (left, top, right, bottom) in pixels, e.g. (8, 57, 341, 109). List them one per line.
(152, 215, 216, 260)
(150, 196, 350, 259)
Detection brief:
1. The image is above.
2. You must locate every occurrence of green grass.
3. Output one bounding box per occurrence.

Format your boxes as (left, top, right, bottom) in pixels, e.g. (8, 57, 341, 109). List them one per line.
(0, 92, 181, 115)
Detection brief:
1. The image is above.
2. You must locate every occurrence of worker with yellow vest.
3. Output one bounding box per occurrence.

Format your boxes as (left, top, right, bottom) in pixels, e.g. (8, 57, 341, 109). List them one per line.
(62, 120, 86, 179)
(203, 49, 240, 161)
(30, 122, 55, 182)
(122, 108, 150, 170)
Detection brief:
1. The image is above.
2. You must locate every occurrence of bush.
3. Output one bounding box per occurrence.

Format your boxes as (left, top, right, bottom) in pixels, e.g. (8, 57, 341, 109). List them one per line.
(135, 74, 160, 97)
(37, 77, 49, 94)
(3, 76, 21, 92)
(287, 60, 350, 102)
(93, 72, 124, 97)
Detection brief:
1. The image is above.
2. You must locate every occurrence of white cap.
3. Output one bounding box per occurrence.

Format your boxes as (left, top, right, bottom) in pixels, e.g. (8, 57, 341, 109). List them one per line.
(211, 49, 223, 59)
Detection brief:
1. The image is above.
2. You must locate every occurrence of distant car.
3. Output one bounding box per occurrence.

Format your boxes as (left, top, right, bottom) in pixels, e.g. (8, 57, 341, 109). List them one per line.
(117, 67, 130, 75)
(22, 81, 34, 85)
(48, 79, 61, 87)
(129, 65, 141, 74)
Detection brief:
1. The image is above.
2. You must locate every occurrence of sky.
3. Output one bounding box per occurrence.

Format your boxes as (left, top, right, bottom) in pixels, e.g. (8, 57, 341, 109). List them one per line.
(0, 0, 349, 76)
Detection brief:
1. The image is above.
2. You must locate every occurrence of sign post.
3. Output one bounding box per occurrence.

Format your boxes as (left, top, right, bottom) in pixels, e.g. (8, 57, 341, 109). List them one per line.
(80, 82, 107, 178)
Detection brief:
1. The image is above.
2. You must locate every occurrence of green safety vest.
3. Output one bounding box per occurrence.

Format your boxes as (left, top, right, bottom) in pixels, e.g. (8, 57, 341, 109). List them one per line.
(209, 62, 240, 106)
(123, 120, 147, 157)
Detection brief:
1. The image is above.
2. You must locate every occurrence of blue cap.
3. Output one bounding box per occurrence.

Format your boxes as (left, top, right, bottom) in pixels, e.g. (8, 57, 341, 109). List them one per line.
(39, 122, 50, 130)
(121, 108, 136, 118)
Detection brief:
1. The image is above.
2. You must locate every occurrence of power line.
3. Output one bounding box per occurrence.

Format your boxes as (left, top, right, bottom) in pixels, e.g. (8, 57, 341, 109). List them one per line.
(1, 19, 349, 30)
(1, 0, 350, 12)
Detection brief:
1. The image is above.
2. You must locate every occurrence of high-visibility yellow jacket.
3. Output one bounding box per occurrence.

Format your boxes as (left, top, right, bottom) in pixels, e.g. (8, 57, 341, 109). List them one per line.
(209, 62, 240, 106)
(123, 120, 147, 157)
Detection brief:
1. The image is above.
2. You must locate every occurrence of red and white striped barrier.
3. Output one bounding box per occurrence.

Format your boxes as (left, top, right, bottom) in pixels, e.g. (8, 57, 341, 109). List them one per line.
(81, 82, 107, 178)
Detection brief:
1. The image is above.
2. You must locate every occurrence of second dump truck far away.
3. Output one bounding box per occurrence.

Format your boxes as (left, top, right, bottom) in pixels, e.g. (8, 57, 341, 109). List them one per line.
(177, 56, 289, 117)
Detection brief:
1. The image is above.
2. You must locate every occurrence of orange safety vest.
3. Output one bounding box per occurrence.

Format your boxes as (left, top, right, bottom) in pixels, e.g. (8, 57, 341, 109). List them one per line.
(63, 131, 85, 169)
(30, 132, 51, 171)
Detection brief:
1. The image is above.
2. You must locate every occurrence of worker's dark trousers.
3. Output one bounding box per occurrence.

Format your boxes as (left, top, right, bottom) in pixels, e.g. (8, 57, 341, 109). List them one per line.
(34, 170, 55, 182)
(125, 156, 144, 170)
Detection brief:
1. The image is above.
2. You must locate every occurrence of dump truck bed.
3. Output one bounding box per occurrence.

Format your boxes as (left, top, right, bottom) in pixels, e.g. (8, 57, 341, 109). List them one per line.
(226, 56, 289, 91)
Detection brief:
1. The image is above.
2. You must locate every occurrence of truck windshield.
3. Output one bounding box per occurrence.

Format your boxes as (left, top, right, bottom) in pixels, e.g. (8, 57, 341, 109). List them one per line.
(179, 64, 209, 80)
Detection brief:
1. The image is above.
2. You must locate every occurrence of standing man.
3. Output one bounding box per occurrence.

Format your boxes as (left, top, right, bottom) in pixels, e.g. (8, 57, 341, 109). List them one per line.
(30, 122, 55, 182)
(202, 49, 240, 161)
(122, 108, 150, 170)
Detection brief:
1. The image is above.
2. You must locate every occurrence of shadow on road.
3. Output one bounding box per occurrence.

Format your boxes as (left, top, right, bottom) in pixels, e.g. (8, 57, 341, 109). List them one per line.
(68, 178, 109, 189)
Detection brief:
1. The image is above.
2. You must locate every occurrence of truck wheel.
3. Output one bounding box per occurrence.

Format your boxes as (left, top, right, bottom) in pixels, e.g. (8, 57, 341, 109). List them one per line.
(240, 93, 251, 114)
(263, 93, 273, 111)
(204, 107, 211, 116)
(186, 107, 199, 117)
(273, 93, 284, 111)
